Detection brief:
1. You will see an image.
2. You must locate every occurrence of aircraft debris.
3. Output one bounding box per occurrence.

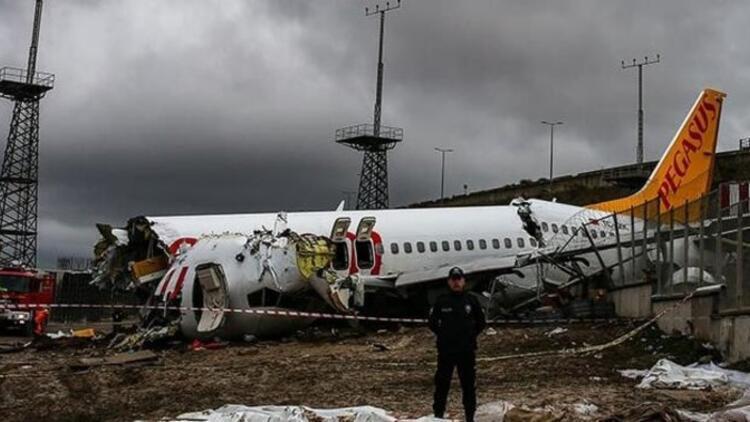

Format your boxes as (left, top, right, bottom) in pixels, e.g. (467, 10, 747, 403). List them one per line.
(544, 327, 568, 337)
(109, 323, 179, 351)
(70, 350, 159, 370)
(71, 328, 96, 338)
(190, 339, 228, 351)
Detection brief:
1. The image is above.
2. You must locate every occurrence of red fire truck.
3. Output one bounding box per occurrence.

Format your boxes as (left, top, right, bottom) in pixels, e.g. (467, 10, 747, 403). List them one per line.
(0, 266, 55, 336)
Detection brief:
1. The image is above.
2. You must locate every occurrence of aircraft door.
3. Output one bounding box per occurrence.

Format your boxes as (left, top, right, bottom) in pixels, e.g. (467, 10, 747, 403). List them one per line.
(355, 217, 377, 275)
(330, 217, 352, 276)
(194, 264, 228, 333)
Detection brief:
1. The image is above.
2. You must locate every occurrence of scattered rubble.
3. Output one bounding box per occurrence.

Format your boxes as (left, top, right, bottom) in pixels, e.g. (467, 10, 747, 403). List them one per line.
(0, 322, 744, 421)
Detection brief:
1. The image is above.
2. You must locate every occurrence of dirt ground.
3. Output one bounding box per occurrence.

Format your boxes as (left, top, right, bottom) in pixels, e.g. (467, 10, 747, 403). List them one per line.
(0, 321, 743, 421)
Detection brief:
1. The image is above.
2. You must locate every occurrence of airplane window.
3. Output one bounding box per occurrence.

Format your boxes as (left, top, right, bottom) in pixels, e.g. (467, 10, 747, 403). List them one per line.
(479, 239, 487, 250)
(466, 240, 474, 250)
(404, 242, 413, 253)
(591, 230, 598, 239)
(417, 241, 426, 253)
(442, 241, 450, 251)
(454, 240, 462, 251)
(429, 241, 438, 252)
(600, 230, 606, 238)
(332, 241, 349, 271)
(517, 238, 525, 248)
(529, 238, 537, 247)
(492, 239, 500, 249)
(551, 224, 559, 233)
(390, 243, 399, 254)
(355, 240, 374, 269)
(504, 238, 512, 248)
(562, 225, 569, 235)
(542, 222, 549, 232)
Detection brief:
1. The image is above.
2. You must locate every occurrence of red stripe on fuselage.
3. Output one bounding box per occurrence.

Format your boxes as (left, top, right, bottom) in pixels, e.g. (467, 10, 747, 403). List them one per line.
(170, 266, 189, 300)
(168, 237, 198, 255)
(159, 268, 175, 296)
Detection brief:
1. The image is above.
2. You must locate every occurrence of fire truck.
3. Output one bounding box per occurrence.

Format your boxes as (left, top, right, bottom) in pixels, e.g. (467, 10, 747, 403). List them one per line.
(0, 266, 55, 336)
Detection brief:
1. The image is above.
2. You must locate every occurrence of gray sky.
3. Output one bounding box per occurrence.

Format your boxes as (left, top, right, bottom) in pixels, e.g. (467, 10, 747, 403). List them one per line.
(0, 0, 749, 266)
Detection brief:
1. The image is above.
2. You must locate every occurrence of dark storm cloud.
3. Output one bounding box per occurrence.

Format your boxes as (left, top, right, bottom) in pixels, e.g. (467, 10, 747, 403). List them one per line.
(0, 0, 748, 265)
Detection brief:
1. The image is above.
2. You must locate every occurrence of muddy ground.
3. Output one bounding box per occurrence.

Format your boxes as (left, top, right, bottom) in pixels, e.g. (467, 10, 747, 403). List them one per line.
(0, 321, 743, 421)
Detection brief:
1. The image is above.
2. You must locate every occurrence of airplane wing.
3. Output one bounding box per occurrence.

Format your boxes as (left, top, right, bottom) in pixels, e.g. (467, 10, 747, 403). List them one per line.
(391, 255, 519, 288)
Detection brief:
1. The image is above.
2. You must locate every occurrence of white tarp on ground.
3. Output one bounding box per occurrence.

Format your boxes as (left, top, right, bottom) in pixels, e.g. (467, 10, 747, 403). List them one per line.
(172, 401, 598, 422)
(625, 359, 750, 391)
(636, 359, 730, 390)
(173, 405, 442, 422)
(693, 362, 750, 389)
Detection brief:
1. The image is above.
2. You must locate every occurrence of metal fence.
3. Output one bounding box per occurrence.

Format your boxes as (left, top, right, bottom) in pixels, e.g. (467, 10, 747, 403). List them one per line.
(546, 181, 750, 312)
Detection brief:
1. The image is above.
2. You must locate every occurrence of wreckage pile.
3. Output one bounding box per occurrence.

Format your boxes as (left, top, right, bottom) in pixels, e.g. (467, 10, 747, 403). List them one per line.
(2, 321, 748, 421)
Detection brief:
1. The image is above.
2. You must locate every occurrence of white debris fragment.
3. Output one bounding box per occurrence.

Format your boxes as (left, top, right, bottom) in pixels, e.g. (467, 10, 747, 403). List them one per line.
(637, 359, 729, 390)
(485, 327, 497, 336)
(618, 369, 647, 380)
(572, 402, 599, 416)
(175, 405, 401, 422)
(475, 401, 515, 422)
(46, 330, 70, 339)
(545, 327, 568, 337)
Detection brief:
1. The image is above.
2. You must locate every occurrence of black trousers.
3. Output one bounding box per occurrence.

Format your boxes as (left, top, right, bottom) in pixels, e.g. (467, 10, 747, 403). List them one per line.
(433, 350, 476, 421)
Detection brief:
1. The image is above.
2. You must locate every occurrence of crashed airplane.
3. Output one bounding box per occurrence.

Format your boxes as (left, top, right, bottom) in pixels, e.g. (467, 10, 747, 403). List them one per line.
(94, 88, 725, 339)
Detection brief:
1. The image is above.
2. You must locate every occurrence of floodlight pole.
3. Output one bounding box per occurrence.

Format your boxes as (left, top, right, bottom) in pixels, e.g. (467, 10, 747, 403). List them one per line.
(622, 54, 660, 164)
(366, 0, 400, 137)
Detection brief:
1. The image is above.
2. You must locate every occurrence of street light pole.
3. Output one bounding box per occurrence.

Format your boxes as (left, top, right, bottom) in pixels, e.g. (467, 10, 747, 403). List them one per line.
(541, 121, 563, 191)
(434, 147, 453, 201)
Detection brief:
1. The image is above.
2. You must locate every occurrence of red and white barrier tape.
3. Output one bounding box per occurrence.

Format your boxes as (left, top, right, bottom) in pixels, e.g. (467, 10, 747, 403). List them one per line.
(0, 302, 619, 325)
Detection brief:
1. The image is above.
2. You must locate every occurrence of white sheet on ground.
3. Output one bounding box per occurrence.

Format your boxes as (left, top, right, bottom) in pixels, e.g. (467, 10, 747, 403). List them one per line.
(637, 359, 729, 390)
(692, 362, 750, 389)
(174, 405, 444, 422)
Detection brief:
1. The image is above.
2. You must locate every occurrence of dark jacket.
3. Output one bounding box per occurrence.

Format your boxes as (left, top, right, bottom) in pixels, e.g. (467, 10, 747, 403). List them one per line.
(429, 291, 486, 353)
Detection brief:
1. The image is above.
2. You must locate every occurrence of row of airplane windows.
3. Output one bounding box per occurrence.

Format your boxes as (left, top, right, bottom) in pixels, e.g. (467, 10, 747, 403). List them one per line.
(389, 223, 614, 256)
(390, 237, 536, 255)
(542, 222, 613, 239)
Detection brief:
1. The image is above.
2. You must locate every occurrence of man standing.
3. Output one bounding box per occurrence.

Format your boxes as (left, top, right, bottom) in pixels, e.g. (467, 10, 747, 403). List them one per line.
(429, 267, 486, 421)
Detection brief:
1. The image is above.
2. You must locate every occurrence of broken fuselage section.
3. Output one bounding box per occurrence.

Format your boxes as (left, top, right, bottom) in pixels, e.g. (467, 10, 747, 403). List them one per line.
(94, 213, 366, 339)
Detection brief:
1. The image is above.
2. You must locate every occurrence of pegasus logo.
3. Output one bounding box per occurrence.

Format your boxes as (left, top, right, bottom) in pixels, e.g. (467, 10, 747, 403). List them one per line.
(657, 94, 719, 210)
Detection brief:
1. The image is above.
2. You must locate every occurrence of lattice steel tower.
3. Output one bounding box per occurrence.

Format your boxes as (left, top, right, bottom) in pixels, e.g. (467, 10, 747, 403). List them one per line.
(0, 0, 54, 267)
(336, 1, 403, 210)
